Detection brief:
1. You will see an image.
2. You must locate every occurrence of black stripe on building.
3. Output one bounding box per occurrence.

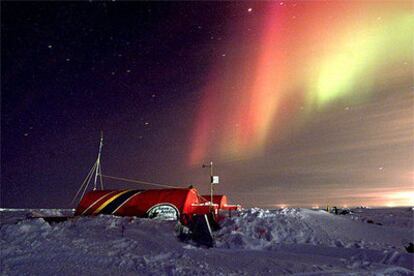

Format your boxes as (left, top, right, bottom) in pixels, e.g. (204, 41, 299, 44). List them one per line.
(97, 190, 140, 215)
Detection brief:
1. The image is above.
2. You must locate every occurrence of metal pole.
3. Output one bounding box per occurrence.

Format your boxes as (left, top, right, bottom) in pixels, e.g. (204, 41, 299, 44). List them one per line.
(210, 161, 213, 212)
(202, 161, 215, 213)
(99, 164, 104, 190)
(93, 132, 104, 190)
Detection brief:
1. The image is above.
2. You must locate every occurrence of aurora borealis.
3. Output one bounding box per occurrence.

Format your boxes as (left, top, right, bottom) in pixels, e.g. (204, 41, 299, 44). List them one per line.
(190, 1, 413, 165)
(2, 1, 413, 208)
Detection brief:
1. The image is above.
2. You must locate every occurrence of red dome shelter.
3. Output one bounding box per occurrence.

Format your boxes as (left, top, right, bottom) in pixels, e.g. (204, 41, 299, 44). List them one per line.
(73, 134, 241, 222)
(75, 188, 238, 220)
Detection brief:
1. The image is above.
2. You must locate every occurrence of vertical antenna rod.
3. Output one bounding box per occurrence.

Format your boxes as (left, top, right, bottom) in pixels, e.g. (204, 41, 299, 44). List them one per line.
(93, 131, 104, 190)
(202, 161, 215, 212)
(209, 161, 213, 211)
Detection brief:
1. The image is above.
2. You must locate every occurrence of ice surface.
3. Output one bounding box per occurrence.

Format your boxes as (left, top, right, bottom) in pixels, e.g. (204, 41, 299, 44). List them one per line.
(1, 207, 413, 275)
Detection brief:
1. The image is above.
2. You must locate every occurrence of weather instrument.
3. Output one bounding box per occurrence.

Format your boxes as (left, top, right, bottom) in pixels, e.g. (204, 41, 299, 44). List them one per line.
(202, 161, 219, 212)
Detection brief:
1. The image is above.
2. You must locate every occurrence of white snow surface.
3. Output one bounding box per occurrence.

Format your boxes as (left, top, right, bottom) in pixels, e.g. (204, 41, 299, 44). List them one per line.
(1, 207, 413, 275)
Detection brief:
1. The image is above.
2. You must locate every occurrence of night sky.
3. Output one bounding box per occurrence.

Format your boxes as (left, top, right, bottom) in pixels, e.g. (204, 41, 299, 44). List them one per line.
(2, 1, 413, 209)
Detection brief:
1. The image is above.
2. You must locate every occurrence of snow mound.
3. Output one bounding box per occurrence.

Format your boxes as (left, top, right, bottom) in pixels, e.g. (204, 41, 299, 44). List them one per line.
(216, 208, 320, 249)
(1, 215, 220, 275)
(0, 208, 74, 224)
(1, 208, 413, 275)
(216, 208, 413, 252)
(349, 207, 414, 228)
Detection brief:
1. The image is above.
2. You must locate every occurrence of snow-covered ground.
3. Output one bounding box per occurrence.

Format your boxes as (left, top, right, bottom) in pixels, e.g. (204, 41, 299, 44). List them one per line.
(1, 207, 413, 275)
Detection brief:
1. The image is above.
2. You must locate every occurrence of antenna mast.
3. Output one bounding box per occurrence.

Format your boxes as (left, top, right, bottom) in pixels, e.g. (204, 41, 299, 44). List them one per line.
(93, 131, 104, 190)
(70, 131, 105, 205)
(202, 161, 219, 213)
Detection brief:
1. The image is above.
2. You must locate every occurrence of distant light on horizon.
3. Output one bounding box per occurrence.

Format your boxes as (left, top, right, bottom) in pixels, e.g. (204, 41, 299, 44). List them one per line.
(385, 191, 414, 206)
(385, 202, 396, 207)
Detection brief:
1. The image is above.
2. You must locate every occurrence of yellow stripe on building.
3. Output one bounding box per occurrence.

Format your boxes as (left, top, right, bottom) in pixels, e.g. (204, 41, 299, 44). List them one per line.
(93, 190, 132, 214)
(82, 191, 117, 215)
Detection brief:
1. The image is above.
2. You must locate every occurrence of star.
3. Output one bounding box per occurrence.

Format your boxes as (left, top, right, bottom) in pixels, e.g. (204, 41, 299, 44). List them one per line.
(247, 8, 253, 13)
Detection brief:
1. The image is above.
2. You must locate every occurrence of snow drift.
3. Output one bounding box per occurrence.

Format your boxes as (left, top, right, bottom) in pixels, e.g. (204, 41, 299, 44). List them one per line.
(1, 207, 413, 275)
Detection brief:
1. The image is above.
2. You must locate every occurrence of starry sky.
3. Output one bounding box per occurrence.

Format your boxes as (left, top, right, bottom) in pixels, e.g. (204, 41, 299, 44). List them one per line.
(1, 1, 413, 209)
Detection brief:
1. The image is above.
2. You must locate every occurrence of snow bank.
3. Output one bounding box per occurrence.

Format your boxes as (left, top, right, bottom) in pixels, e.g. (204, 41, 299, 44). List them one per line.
(216, 208, 319, 249)
(215, 208, 413, 272)
(1, 208, 413, 275)
(0, 208, 74, 224)
(216, 208, 413, 252)
(349, 207, 414, 228)
(1, 215, 215, 275)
